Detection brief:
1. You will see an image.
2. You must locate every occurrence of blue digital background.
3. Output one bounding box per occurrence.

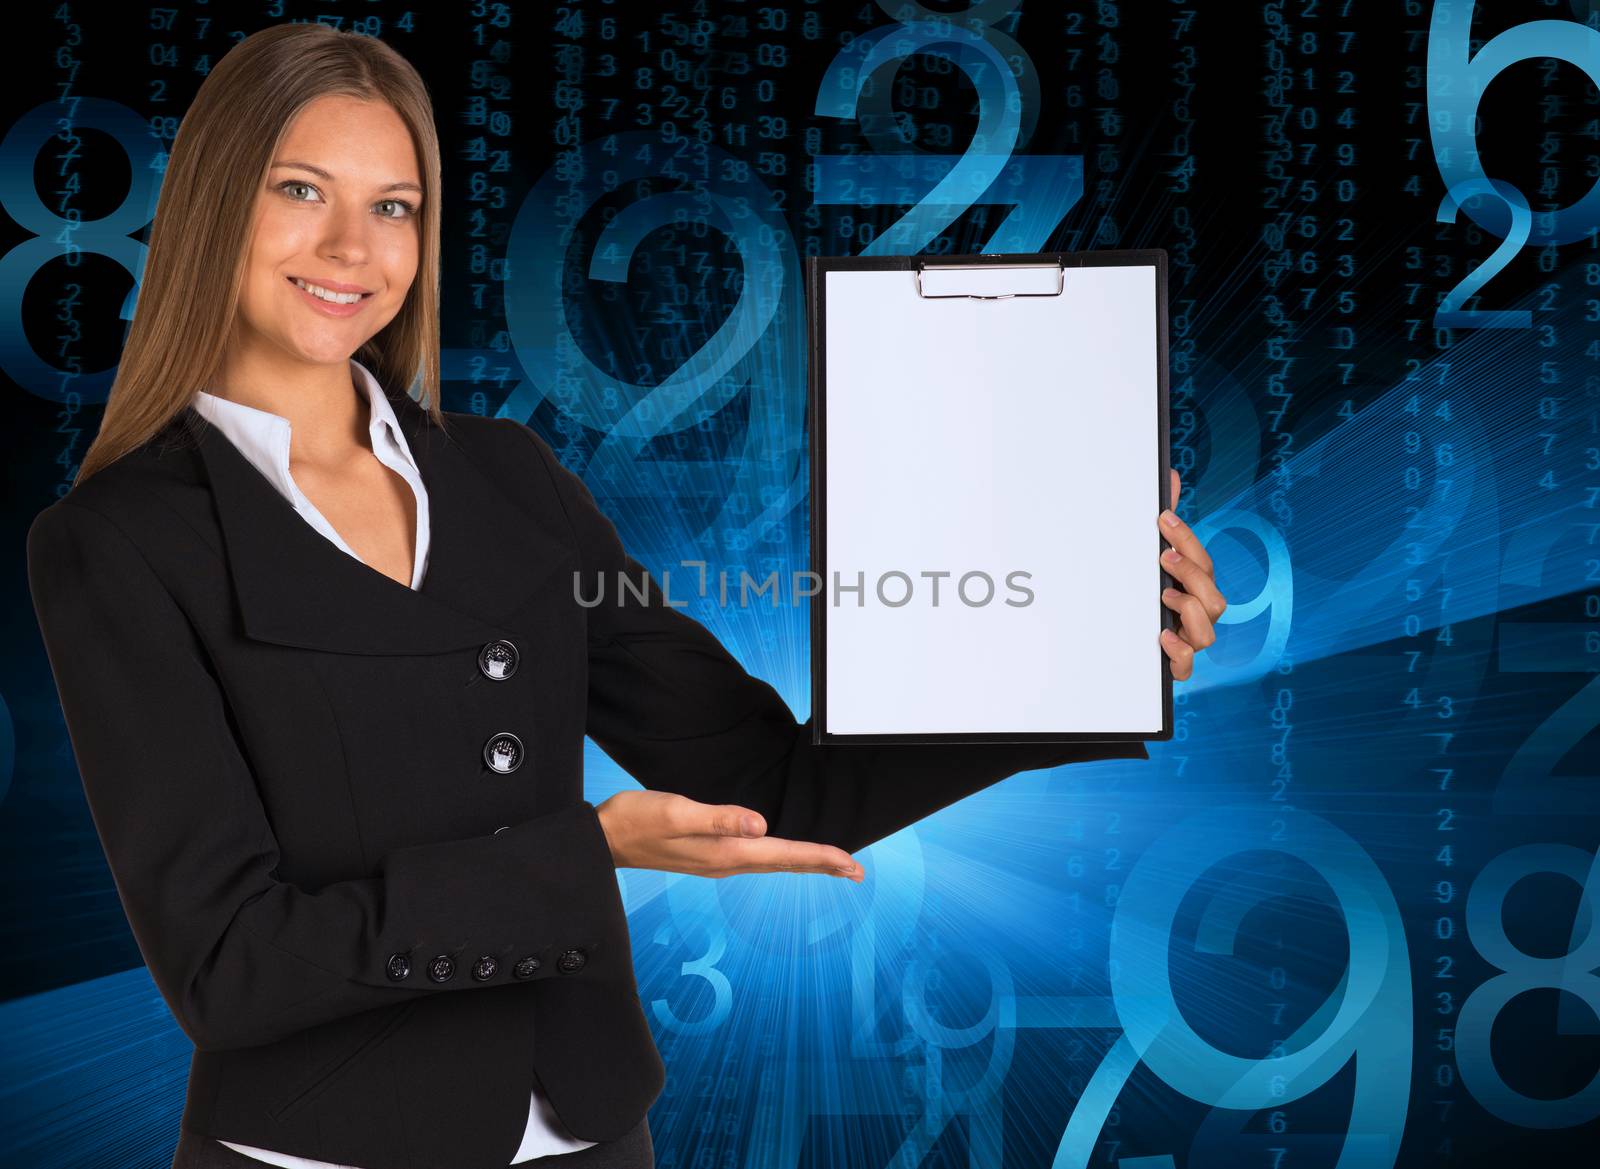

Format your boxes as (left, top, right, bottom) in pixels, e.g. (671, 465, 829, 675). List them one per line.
(2, 1, 1598, 1166)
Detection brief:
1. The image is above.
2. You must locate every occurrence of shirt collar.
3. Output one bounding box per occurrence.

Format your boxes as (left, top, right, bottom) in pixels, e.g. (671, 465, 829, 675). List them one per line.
(190, 358, 419, 501)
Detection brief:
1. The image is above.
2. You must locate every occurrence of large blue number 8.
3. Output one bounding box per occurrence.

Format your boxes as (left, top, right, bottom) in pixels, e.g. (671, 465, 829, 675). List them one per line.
(1456, 844, 1600, 1129)
(0, 99, 159, 401)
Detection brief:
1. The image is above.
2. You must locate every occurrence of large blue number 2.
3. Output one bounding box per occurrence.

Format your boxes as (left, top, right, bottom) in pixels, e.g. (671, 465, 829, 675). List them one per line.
(1434, 178, 1533, 330)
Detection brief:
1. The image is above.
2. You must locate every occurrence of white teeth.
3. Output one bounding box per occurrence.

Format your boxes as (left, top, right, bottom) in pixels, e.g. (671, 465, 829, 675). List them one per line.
(292, 277, 365, 305)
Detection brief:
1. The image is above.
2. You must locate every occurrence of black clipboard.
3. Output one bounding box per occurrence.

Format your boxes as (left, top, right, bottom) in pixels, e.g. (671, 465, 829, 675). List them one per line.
(806, 250, 1174, 746)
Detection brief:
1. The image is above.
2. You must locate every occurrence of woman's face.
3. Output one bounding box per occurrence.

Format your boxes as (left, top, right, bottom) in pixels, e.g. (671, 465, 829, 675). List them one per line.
(234, 94, 422, 368)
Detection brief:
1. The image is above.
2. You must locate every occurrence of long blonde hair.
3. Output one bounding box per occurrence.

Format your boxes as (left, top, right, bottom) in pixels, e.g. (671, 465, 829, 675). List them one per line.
(75, 22, 444, 487)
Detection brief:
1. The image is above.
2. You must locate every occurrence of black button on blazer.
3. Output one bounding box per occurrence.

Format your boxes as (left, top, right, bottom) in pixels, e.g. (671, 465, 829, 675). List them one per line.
(25, 382, 1148, 1169)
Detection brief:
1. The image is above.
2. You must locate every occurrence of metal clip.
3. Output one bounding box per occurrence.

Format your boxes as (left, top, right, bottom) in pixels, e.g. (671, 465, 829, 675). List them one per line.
(914, 261, 1067, 300)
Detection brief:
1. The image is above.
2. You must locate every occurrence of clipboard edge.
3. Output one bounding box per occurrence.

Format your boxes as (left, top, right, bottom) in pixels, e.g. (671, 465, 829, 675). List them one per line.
(807, 249, 1175, 748)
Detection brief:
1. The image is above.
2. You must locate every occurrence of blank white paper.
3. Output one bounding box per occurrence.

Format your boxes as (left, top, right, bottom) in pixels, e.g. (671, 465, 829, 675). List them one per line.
(822, 262, 1162, 736)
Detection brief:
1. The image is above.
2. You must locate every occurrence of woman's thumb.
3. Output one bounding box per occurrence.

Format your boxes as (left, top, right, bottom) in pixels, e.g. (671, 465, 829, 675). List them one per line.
(729, 808, 765, 837)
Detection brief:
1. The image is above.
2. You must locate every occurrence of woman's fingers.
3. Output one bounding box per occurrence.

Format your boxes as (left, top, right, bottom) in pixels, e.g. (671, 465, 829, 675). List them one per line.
(1160, 627, 1196, 680)
(694, 802, 859, 877)
(1158, 508, 1218, 586)
(1161, 586, 1215, 651)
(1161, 551, 1227, 622)
(602, 792, 864, 882)
(1158, 531, 1226, 622)
(692, 802, 766, 839)
(707, 834, 864, 882)
(643, 794, 863, 880)
(651, 793, 764, 839)
(1154, 497, 1228, 686)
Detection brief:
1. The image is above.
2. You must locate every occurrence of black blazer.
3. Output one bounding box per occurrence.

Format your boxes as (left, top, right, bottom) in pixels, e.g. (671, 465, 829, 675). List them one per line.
(25, 383, 1148, 1169)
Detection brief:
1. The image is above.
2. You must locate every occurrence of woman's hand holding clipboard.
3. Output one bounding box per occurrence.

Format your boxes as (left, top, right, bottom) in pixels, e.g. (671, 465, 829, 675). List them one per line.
(1156, 469, 1227, 682)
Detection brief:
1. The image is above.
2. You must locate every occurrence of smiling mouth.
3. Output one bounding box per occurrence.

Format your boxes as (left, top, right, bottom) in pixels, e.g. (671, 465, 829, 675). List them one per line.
(287, 276, 374, 304)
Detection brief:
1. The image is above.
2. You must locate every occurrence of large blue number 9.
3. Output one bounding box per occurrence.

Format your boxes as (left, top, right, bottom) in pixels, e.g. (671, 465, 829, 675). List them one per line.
(1075, 806, 1413, 1169)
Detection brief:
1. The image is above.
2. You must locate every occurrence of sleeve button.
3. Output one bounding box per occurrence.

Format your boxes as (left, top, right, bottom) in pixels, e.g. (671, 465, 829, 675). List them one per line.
(472, 955, 499, 981)
(385, 953, 412, 982)
(427, 954, 455, 983)
(556, 948, 587, 974)
(513, 956, 542, 979)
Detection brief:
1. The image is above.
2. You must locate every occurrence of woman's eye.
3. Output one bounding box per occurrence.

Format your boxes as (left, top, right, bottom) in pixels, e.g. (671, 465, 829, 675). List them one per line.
(274, 182, 414, 220)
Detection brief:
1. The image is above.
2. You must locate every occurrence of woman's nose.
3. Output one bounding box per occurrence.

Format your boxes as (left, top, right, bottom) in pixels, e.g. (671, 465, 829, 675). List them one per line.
(315, 206, 372, 265)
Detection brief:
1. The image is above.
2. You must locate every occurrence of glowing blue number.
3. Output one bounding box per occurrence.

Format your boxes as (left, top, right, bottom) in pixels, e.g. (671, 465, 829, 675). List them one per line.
(1456, 844, 1600, 1128)
(1176, 507, 1293, 688)
(1055, 806, 1411, 1169)
(813, 2, 1079, 254)
(650, 898, 733, 1036)
(1434, 178, 1533, 330)
(1427, 0, 1600, 247)
(900, 952, 1016, 1167)
(0, 100, 158, 401)
(503, 131, 806, 551)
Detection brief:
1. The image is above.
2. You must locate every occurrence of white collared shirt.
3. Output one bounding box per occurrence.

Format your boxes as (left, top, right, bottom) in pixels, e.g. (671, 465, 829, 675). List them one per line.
(191, 358, 431, 591)
(189, 358, 598, 1166)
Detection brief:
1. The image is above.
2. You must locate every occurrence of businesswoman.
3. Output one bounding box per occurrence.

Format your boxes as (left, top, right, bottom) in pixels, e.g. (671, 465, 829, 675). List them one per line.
(25, 22, 1225, 1169)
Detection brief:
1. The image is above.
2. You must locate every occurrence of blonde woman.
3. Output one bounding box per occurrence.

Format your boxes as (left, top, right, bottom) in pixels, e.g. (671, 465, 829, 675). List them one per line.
(24, 22, 1224, 1169)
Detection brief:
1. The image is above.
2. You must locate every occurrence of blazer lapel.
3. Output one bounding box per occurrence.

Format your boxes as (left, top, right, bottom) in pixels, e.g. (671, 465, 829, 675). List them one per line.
(188, 386, 576, 657)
